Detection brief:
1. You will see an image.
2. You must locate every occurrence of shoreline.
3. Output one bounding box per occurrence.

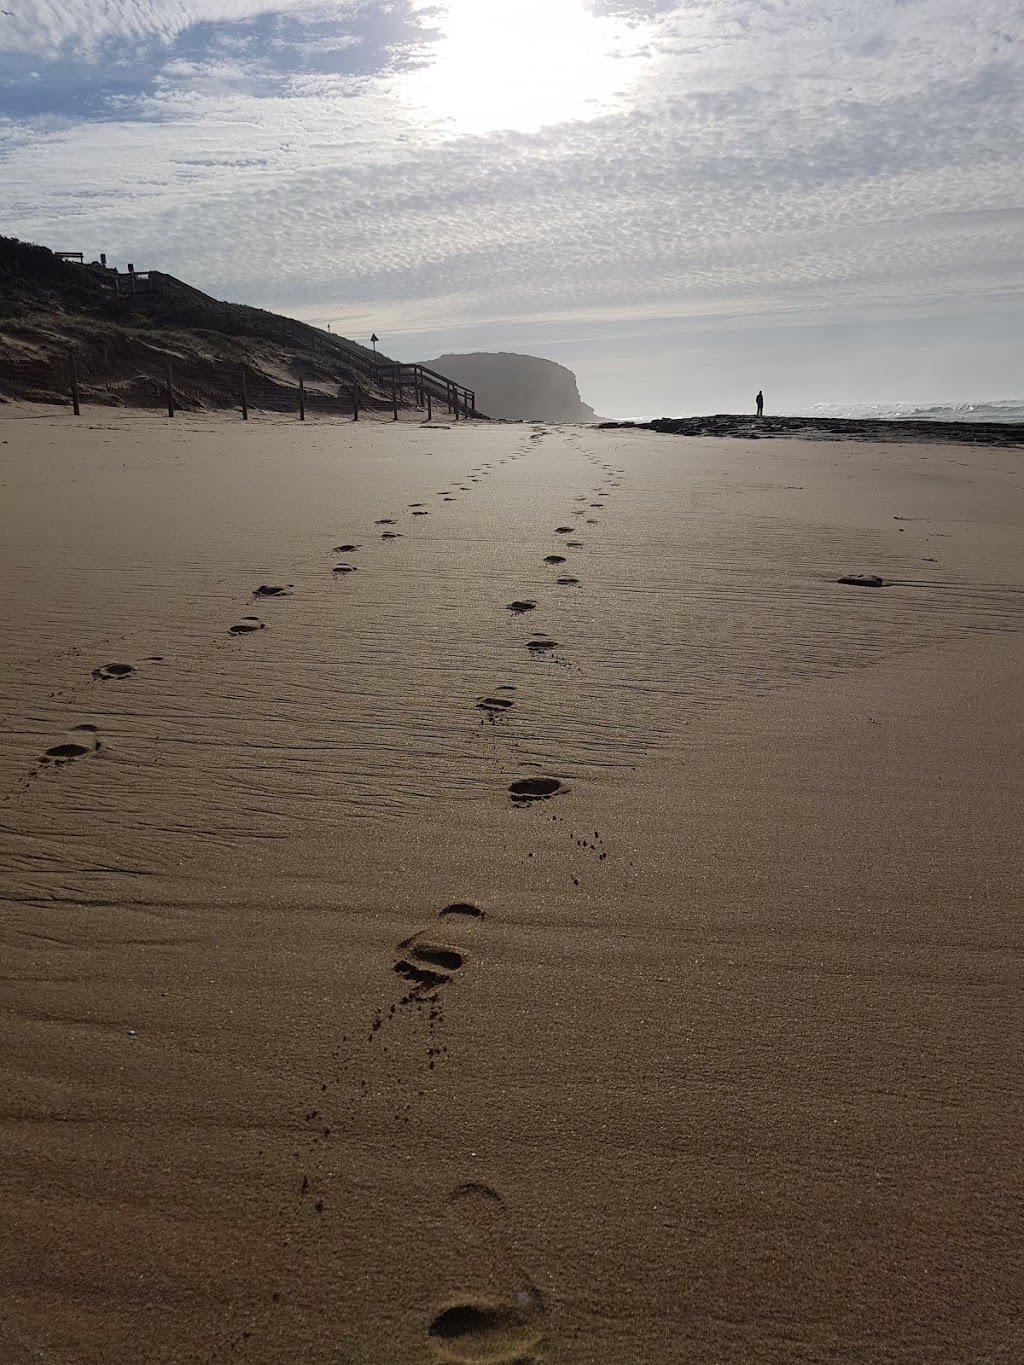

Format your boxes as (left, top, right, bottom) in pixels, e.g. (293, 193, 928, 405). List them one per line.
(599, 412, 1024, 446)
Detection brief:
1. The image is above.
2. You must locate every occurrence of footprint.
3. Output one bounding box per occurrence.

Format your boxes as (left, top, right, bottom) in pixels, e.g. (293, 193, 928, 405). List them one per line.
(526, 639, 558, 652)
(412, 510, 430, 516)
(554, 526, 574, 533)
(375, 518, 397, 525)
(382, 532, 403, 540)
(333, 563, 358, 574)
(543, 555, 566, 565)
(92, 662, 136, 681)
(393, 938, 466, 997)
(429, 1185, 545, 1362)
(333, 544, 360, 553)
(40, 724, 101, 765)
(229, 616, 265, 634)
(440, 903, 484, 919)
(506, 600, 537, 614)
(556, 577, 579, 585)
(565, 541, 582, 548)
(478, 696, 514, 711)
(838, 574, 890, 588)
(409, 502, 426, 507)
(508, 776, 566, 802)
(253, 584, 292, 597)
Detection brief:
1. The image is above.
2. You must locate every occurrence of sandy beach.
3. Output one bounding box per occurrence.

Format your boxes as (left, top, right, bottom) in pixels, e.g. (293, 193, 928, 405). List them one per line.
(1, 407, 1022, 1364)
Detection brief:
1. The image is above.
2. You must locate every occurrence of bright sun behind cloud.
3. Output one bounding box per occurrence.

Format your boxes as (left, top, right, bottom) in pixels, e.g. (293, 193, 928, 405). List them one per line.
(403, 0, 653, 136)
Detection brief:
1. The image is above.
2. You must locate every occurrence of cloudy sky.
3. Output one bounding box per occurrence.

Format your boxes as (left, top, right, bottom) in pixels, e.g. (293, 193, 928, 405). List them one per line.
(2, 0, 1023, 416)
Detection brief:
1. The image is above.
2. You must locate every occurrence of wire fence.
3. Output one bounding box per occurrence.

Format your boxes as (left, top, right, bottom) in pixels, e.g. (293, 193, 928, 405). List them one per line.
(0, 350, 477, 424)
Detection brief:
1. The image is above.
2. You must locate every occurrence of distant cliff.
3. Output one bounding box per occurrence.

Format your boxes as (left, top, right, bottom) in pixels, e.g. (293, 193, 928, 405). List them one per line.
(419, 352, 596, 423)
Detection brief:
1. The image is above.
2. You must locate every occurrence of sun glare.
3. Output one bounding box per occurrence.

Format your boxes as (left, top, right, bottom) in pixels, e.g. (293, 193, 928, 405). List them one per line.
(403, 0, 650, 136)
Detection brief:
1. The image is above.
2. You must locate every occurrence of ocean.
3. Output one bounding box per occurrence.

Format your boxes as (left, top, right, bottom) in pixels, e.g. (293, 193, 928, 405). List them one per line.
(792, 399, 1024, 424)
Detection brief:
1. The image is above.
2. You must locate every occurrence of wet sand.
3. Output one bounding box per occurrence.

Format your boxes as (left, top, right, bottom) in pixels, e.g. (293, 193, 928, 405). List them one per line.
(1, 408, 1022, 1364)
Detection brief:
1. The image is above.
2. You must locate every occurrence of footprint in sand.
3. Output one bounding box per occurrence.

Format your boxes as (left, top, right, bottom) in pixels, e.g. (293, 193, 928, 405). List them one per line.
(477, 696, 514, 712)
(554, 525, 574, 533)
(92, 661, 136, 681)
(409, 502, 426, 507)
(526, 638, 558, 653)
(508, 776, 566, 803)
(506, 600, 537, 614)
(412, 510, 430, 516)
(556, 577, 579, 586)
(40, 723, 101, 766)
(333, 563, 358, 574)
(376, 518, 397, 525)
(253, 584, 293, 598)
(428, 1184, 545, 1363)
(565, 541, 583, 548)
(838, 574, 890, 588)
(382, 532, 403, 540)
(393, 936, 466, 998)
(229, 616, 265, 634)
(333, 544, 360, 553)
(543, 555, 566, 565)
(440, 902, 485, 920)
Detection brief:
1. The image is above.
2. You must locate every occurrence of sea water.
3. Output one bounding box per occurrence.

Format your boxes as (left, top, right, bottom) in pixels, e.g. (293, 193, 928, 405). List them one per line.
(794, 399, 1024, 424)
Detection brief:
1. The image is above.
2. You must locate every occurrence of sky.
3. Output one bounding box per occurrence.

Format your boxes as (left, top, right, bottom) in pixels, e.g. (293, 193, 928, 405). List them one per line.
(2, 0, 1023, 417)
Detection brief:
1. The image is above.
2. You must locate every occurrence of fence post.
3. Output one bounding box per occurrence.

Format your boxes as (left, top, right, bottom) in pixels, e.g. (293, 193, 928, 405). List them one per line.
(299, 375, 305, 422)
(68, 351, 80, 417)
(166, 363, 175, 418)
(352, 382, 359, 421)
(453, 386, 460, 421)
(392, 380, 399, 421)
(241, 368, 248, 421)
(426, 391, 432, 422)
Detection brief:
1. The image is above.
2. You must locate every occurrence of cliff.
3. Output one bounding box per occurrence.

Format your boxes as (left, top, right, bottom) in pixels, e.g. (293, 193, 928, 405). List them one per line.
(418, 352, 596, 423)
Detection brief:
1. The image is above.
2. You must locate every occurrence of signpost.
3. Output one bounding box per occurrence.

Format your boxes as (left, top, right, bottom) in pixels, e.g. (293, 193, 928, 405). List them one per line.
(370, 333, 379, 359)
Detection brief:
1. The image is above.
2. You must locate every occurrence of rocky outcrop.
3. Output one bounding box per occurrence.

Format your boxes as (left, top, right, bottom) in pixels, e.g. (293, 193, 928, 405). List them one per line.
(419, 352, 596, 423)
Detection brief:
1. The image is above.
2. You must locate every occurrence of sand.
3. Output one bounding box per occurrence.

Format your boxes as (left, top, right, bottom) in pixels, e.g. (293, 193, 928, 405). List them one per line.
(1, 406, 1022, 1364)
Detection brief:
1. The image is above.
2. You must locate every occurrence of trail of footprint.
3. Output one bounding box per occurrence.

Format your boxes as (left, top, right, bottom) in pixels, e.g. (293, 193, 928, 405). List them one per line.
(429, 1184, 545, 1363)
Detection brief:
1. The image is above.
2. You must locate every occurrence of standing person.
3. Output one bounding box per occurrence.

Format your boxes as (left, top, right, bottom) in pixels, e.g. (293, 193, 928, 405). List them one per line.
(756, 389, 764, 417)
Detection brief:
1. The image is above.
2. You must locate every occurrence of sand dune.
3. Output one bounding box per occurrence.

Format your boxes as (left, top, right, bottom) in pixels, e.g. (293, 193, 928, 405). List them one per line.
(1, 407, 1022, 1363)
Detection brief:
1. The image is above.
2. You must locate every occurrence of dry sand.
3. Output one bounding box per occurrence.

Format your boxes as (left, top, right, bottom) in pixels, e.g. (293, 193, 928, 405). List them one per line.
(1, 406, 1022, 1364)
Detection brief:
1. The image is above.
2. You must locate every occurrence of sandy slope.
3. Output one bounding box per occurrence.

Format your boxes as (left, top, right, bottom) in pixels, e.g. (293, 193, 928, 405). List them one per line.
(1, 408, 1022, 1364)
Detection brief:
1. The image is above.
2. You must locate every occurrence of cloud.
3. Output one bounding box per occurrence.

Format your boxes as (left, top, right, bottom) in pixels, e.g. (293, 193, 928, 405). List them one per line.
(2, 0, 1023, 408)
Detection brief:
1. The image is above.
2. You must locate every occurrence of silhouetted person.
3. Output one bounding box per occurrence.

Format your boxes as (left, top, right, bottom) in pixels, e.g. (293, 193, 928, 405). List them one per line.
(756, 389, 764, 417)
